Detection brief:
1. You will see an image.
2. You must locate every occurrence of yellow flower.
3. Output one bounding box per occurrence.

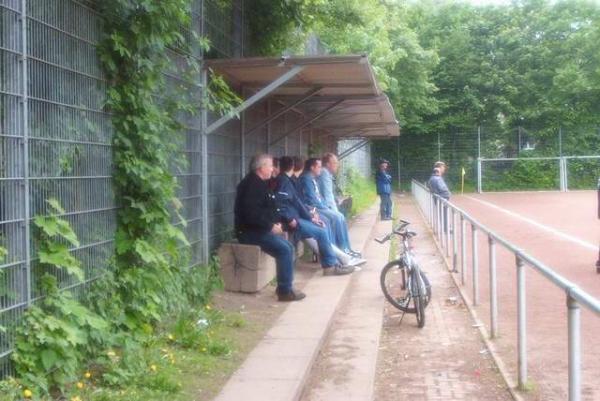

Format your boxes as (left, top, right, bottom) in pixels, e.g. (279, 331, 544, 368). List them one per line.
(167, 334, 174, 341)
(71, 396, 82, 401)
(150, 364, 157, 372)
(23, 389, 33, 399)
(201, 347, 207, 352)
(205, 305, 212, 310)
(76, 381, 84, 389)
(84, 371, 92, 379)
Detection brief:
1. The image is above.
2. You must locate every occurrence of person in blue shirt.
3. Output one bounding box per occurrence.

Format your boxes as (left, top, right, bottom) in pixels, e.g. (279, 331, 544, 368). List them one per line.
(376, 159, 393, 220)
(298, 158, 361, 258)
(274, 157, 355, 276)
(318, 153, 341, 213)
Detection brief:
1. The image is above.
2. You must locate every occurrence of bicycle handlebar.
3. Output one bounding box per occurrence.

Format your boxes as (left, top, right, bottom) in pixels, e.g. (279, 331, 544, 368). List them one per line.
(374, 220, 416, 244)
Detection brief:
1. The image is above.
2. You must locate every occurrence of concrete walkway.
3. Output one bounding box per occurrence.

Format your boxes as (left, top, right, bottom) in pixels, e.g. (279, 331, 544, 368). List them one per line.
(299, 208, 392, 401)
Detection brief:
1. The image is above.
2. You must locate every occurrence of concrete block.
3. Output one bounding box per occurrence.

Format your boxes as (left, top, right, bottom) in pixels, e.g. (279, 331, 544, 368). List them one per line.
(218, 242, 276, 293)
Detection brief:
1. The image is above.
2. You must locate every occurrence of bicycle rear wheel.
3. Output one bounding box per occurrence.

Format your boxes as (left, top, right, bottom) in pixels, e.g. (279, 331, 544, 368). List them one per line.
(412, 271, 426, 328)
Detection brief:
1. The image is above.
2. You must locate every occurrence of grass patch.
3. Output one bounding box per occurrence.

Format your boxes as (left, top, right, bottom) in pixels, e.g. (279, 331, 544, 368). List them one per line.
(342, 168, 378, 217)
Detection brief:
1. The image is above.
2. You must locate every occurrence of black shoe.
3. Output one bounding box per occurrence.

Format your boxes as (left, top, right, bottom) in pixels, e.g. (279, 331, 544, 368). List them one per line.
(277, 289, 306, 302)
(323, 264, 355, 276)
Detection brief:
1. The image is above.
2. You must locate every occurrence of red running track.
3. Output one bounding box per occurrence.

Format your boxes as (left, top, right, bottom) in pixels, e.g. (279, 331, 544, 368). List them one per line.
(446, 191, 599, 401)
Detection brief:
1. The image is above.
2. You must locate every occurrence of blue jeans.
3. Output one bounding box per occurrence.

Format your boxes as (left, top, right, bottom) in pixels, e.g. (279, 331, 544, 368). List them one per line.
(238, 231, 294, 294)
(295, 219, 338, 268)
(318, 208, 352, 252)
(380, 193, 392, 219)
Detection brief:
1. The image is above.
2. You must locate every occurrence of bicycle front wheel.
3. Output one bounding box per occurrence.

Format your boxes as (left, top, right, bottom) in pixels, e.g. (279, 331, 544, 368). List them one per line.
(380, 260, 431, 313)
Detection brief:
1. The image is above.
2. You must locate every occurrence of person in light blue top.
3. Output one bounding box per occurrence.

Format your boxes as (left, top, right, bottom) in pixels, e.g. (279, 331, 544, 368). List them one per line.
(376, 159, 393, 220)
(299, 156, 362, 258)
(317, 153, 340, 212)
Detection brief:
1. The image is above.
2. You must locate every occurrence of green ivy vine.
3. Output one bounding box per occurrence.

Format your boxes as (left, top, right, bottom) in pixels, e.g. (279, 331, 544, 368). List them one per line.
(98, 0, 201, 331)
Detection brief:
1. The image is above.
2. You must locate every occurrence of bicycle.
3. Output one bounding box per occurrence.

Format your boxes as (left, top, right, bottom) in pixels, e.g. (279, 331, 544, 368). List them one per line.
(375, 219, 432, 328)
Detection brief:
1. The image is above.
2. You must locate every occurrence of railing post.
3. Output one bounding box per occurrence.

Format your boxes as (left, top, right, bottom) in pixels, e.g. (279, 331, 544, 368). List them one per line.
(472, 224, 479, 305)
(452, 209, 458, 272)
(489, 236, 498, 338)
(429, 193, 433, 226)
(461, 215, 466, 285)
(445, 203, 451, 257)
(567, 293, 581, 401)
(437, 199, 442, 242)
(516, 256, 528, 390)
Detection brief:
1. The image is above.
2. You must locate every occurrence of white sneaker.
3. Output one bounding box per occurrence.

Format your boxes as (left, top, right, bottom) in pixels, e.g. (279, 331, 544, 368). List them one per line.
(348, 257, 367, 267)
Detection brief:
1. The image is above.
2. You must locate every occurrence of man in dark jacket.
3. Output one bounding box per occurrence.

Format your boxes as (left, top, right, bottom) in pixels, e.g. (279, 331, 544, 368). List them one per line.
(235, 154, 304, 302)
(428, 162, 451, 232)
(376, 159, 393, 220)
(275, 157, 355, 276)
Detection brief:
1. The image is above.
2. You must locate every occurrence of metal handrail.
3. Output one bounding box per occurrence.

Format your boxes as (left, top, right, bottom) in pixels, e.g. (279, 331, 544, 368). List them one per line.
(411, 179, 600, 401)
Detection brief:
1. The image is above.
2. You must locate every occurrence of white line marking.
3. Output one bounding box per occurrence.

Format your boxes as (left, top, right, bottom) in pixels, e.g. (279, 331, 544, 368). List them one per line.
(464, 195, 598, 252)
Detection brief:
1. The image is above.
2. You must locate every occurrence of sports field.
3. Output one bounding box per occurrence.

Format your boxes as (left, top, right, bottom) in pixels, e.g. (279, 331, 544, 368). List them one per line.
(448, 191, 599, 401)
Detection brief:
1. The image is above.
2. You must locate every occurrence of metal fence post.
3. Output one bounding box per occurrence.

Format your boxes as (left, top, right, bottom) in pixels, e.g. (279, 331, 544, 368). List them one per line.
(516, 256, 528, 390)
(567, 293, 581, 401)
(559, 157, 566, 192)
(20, 0, 32, 305)
(489, 236, 498, 338)
(472, 224, 479, 305)
(564, 157, 569, 191)
(477, 157, 482, 193)
(461, 215, 466, 285)
(201, 68, 210, 263)
(452, 209, 458, 272)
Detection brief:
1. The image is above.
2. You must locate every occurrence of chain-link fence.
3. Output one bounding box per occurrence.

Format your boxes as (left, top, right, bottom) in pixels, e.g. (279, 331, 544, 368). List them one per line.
(375, 125, 600, 193)
(0, 0, 254, 378)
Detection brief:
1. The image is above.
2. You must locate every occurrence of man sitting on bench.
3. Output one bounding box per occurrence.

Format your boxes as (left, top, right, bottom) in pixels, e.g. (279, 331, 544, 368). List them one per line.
(299, 158, 363, 259)
(275, 156, 360, 276)
(234, 154, 304, 302)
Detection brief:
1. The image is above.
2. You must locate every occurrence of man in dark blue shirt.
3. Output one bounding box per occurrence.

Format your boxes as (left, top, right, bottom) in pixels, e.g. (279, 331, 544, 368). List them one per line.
(376, 159, 393, 220)
(275, 157, 354, 276)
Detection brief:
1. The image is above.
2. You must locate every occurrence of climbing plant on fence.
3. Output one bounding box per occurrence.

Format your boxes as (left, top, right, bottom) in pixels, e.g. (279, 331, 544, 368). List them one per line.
(3, 1, 238, 398)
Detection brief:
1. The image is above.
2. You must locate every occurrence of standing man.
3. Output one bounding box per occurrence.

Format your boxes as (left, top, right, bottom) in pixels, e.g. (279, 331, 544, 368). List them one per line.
(428, 162, 451, 232)
(376, 159, 393, 220)
(235, 154, 305, 302)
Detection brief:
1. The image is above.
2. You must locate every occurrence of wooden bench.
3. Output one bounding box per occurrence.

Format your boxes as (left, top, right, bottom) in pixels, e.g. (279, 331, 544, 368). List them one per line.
(218, 242, 276, 293)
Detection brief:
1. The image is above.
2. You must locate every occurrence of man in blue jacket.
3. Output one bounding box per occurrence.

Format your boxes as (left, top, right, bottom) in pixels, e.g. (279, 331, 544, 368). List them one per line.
(376, 159, 393, 220)
(298, 158, 361, 258)
(275, 157, 354, 276)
